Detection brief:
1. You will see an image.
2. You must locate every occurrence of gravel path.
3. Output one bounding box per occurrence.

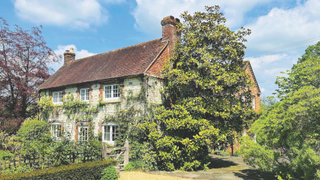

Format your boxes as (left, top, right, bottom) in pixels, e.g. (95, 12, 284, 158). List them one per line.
(120, 154, 275, 180)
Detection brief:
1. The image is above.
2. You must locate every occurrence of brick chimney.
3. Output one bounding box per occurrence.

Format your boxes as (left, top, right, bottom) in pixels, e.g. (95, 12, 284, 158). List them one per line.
(64, 48, 75, 65)
(161, 16, 181, 55)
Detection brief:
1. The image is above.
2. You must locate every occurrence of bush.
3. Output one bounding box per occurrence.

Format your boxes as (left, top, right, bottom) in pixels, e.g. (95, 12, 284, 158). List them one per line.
(3, 165, 35, 175)
(0, 132, 21, 154)
(214, 150, 230, 156)
(0, 159, 117, 180)
(16, 119, 52, 158)
(0, 150, 13, 158)
(234, 150, 241, 157)
(124, 162, 135, 171)
(101, 165, 119, 180)
(124, 159, 150, 171)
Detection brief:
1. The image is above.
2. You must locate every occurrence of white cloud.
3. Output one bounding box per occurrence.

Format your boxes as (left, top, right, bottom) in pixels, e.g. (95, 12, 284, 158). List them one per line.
(247, 54, 287, 69)
(51, 44, 95, 72)
(246, 53, 299, 97)
(132, 0, 273, 36)
(245, 0, 320, 54)
(14, 0, 108, 29)
(261, 88, 266, 93)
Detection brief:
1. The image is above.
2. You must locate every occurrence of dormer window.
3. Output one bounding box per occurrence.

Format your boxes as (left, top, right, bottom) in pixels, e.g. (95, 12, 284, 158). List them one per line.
(52, 91, 63, 104)
(104, 85, 120, 100)
(80, 88, 89, 102)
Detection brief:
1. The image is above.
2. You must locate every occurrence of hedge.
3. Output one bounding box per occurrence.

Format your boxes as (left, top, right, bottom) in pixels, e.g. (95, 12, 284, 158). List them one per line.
(0, 159, 117, 180)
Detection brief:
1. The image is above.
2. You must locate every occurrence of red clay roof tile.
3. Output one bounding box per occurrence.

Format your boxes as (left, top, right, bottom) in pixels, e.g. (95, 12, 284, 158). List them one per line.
(38, 39, 166, 90)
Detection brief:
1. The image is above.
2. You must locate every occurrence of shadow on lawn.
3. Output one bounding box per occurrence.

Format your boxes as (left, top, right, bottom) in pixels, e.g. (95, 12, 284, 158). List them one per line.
(208, 156, 238, 168)
(233, 169, 276, 180)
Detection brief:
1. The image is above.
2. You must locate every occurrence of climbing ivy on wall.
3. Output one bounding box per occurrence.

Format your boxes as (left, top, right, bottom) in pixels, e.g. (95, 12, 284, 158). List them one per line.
(38, 94, 106, 123)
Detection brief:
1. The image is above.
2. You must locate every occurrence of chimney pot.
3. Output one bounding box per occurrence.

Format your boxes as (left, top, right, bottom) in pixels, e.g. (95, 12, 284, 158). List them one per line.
(64, 48, 76, 65)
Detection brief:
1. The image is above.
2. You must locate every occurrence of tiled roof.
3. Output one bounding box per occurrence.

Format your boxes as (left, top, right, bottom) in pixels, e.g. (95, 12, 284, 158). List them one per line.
(38, 39, 167, 90)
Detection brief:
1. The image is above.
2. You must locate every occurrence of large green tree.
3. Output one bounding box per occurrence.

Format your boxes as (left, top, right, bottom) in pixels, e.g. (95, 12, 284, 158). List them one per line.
(275, 41, 320, 99)
(140, 6, 255, 171)
(241, 43, 320, 179)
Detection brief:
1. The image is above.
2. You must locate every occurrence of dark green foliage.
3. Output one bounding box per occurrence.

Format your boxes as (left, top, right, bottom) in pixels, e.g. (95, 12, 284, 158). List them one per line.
(101, 165, 119, 180)
(3, 165, 35, 175)
(0, 159, 117, 180)
(140, 6, 255, 171)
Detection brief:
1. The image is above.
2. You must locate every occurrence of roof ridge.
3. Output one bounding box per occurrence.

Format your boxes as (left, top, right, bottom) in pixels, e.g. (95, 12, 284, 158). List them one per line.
(67, 38, 161, 65)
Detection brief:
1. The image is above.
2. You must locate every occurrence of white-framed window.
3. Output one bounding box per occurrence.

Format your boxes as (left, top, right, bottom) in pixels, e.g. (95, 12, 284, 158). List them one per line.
(104, 85, 120, 100)
(52, 91, 63, 104)
(252, 96, 255, 110)
(80, 88, 89, 101)
(102, 123, 119, 144)
(78, 126, 88, 141)
(51, 122, 61, 139)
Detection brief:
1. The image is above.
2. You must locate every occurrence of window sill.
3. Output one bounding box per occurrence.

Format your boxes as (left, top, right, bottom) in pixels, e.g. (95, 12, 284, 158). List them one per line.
(103, 99, 121, 104)
(52, 102, 63, 105)
(103, 141, 115, 146)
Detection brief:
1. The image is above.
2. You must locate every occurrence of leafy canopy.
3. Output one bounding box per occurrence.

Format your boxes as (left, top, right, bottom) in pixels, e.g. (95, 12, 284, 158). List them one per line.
(0, 17, 61, 134)
(241, 42, 320, 180)
(140, 6, 255, 171)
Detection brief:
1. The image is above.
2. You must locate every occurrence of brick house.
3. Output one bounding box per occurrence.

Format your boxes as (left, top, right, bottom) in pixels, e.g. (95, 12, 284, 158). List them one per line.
(37, 16, 261, 145)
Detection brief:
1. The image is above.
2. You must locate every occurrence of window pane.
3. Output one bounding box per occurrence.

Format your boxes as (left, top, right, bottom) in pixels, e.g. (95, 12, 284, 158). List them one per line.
(58, 92, 63, 103)
(86, 90, 89, 101)
(105, 86, 111, 98)
(106, 126, 110, 141)
(113, 85, 120, 98)
(79, 127, 88, 141)
(53, 93, 57, 103)
(80, 90, 85, 101)
(103, 126, 107, 141)
(112, 126, 118, 141)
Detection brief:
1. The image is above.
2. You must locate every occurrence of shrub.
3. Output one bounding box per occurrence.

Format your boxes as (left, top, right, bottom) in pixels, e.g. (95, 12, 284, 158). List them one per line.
(101, 165, 119, 180)
(3, 165, 35, 175)
(124, 159, 151, 171)
(0, 132, 21, 154)
(0, 150, 13, 158)
(124, 162, 135, 171)
(234, 150, 241, 157)
(0, 159, 117, 180)
(214, 150, 230, 156)
(16, 119, 52, 157)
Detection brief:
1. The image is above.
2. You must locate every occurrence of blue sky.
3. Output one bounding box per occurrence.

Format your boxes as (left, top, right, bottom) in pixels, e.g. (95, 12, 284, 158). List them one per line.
(1, 0, 319, 97)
